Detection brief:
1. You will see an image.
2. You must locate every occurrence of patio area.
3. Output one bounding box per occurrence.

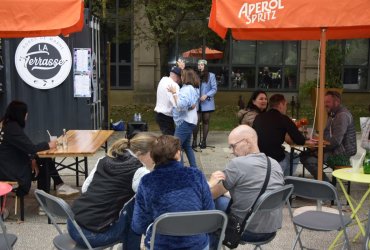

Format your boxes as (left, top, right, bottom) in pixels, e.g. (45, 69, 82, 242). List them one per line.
(2, 131, 369, 249)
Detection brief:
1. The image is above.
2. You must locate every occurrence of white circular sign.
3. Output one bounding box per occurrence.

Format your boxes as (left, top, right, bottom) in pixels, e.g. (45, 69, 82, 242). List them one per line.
(15, 37, 72, 89)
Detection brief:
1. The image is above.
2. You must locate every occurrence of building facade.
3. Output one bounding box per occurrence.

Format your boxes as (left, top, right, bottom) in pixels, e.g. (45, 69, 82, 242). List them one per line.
(106, 1, 370, 108)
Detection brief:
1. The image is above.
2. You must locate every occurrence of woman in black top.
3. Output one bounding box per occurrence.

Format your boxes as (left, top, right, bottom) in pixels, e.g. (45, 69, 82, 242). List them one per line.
(0, 101, 75, 197)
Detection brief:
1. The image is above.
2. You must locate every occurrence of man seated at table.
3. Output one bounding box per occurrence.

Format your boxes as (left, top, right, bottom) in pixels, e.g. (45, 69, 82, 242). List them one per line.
(208, 125, 284, 247)
(253, 94, 314, 176)
(300, 91, 357, 181)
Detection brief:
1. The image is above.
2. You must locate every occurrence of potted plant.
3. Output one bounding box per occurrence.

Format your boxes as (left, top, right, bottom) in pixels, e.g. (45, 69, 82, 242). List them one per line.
(299, 43, 349, 128)
(299, 80, 317, 101)
(299, 43, 348, 100)
(326, 154, 351, 169)
(324, 43, 347, 89)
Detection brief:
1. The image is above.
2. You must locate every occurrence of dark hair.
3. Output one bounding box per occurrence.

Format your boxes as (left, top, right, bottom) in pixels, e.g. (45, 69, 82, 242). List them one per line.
(151, 135, 181, 166)
(181, 68, 200, 88)
(325, 90, 341, 102)
(269, 94, 286, 108)
(1, 100, 28, 128)
(199, 65, 210, 83)
(246, 90, 268, 112)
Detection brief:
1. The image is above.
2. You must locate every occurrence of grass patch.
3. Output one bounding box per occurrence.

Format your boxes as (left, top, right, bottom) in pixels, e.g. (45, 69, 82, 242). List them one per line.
(111, 104, 368, 132)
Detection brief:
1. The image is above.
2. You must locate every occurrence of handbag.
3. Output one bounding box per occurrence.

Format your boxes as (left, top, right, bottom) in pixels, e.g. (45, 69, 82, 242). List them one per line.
(222, 155, 271, 249)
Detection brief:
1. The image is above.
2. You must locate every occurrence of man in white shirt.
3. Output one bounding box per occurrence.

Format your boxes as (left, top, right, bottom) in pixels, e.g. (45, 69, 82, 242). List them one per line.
(154, 64, 183, 135)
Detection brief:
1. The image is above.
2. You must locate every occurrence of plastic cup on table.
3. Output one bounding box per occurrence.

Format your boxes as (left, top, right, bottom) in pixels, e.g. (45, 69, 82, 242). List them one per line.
(49, 136, 58, 149)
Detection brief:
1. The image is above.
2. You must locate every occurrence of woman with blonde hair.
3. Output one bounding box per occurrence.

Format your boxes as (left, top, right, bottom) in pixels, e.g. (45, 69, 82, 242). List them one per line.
(68, 132, 157, 249)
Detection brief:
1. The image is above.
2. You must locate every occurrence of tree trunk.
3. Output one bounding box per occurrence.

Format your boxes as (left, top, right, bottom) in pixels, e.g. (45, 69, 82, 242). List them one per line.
(158, 42, 170, 79)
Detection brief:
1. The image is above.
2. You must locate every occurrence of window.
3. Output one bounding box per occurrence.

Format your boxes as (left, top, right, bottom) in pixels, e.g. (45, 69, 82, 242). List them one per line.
(343, 39, 369, 90)
(228, 40, 298, 90)
(169, 30, 299, 91)
(107, 0, 132, 89)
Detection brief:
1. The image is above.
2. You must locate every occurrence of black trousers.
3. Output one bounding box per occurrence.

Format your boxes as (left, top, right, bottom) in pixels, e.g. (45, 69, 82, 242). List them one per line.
(155, 112, 175, 135)
(36, 158, 63, 193)
(7, 158, 63, 196)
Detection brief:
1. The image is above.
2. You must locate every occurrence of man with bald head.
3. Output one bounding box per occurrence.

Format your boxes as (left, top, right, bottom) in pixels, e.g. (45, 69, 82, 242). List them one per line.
(208, 125, 284, 246)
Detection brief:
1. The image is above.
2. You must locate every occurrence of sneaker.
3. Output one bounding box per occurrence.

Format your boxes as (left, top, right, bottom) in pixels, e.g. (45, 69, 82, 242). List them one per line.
(56, 184, 80, 196)
(1, 208, 9, 220)
(38, 207, 46, 216)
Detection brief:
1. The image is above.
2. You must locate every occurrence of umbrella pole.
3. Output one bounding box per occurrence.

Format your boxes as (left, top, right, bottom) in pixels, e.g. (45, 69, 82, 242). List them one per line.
(317, 28, 327, 181)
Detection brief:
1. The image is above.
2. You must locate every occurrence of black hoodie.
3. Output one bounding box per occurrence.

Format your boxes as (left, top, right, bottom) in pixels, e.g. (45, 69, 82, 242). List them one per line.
(72, 150, 142, 232)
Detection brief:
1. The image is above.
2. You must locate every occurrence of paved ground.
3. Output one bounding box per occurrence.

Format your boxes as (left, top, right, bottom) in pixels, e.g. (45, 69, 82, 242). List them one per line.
(3, 131, 369, 249)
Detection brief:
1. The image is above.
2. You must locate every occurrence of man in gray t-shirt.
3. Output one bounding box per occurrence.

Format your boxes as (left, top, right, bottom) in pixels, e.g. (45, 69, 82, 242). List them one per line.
(209, 125, 284, 244)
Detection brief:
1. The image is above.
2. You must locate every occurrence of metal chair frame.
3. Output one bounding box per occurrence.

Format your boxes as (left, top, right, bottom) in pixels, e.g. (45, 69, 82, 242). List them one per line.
(147, 210, 228, 250)
(285, 176, 352, 250)
(0, 216, 17, 250)
(364, 209, 370, 250)
(223, 185, 294, 250)
(34, 189, 124, 250)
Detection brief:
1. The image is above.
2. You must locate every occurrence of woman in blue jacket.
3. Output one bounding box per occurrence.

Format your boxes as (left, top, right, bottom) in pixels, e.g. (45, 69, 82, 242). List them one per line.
(132, 135, 214, 250)
(192, 59, 217, 149)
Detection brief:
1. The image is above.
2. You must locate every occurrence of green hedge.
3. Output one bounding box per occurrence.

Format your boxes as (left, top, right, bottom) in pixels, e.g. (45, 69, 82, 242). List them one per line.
(111, 104, 369, 132)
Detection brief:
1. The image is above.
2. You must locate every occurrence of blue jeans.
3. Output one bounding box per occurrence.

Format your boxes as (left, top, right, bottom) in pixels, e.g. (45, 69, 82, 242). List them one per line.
(67, 201, 141, 249)
(175, 121, 197, 167)
(279, 151, 300, 176)
(146, 245, 209, 250)
(209, 196, 276, 250)
(214, 195, 230, 212)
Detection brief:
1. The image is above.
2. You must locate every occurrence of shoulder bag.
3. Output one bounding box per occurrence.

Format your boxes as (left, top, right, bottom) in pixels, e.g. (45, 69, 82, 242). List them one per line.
(222, 155, 271, 249)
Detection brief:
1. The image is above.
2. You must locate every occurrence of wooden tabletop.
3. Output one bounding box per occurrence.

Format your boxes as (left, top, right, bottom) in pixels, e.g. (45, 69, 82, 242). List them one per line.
(290, 139, 330, 149)
(38, 130, 114, 158)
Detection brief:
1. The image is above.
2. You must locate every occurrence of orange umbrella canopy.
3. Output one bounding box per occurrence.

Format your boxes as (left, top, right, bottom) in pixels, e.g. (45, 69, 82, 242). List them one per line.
(183, 47, 224, 60)
(208, 0, 370, 180)
(0, 0, 84, 38)
(209, 0, 370, 40)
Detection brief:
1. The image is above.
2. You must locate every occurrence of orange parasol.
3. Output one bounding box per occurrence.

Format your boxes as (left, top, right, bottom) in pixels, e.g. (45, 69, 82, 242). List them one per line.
(209, 0, 370, 180)
(182, 47, 224, 60)
(0, 0, 84, 38)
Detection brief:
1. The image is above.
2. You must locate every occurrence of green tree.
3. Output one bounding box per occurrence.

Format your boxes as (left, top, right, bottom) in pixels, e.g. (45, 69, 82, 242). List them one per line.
(90, 0, 223, 77)
(134, 0, 212, 76)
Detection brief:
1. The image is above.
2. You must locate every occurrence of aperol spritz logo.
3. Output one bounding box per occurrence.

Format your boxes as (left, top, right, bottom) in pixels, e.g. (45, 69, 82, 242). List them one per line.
(238, 0, 284, 25)
(15, 37, 72, 89)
